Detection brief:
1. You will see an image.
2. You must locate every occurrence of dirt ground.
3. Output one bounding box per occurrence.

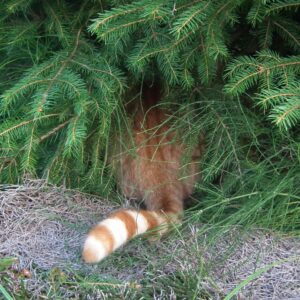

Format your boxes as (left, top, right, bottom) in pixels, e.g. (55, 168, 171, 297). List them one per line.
(1, 180, 299, 299)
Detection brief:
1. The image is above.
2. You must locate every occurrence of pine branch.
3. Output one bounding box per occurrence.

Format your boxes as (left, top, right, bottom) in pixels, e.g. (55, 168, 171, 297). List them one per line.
(1, 0, 300, 207)
(273, 19, 300, 52)
(89, 4, 143, 31)
(225, 52, 300, 96)
(270, 98, 300, 130)
(39, 119, 71, 142)
(171, 1, 210, 39)
(267, 0, 300, 13)
(5, 0, 34, 13)
(247, 0, 267, 26)
(0, 114, 59, 138)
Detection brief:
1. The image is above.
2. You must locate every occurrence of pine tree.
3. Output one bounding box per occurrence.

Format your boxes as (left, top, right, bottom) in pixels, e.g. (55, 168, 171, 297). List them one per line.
(0, 0, 299, 230)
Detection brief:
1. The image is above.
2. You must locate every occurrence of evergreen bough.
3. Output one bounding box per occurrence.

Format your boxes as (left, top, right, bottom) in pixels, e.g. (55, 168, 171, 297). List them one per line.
(0, 0, 299, 231)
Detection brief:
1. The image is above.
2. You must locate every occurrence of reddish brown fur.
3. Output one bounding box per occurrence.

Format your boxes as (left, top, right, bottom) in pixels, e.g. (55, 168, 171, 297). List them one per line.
(140, 210, 160, 229)
(83, 247, 99, 263)
(111, 211, 137, 238)
(90, 225, 114, 251)
(83, 85, 203, 263)
(83, 225, 114, 262)
(116, 86, 201, 215)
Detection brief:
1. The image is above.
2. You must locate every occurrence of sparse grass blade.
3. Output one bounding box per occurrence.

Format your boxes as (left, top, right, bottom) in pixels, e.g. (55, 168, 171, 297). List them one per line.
(0, 284, 14, 300)
(224, 256, 299, 300)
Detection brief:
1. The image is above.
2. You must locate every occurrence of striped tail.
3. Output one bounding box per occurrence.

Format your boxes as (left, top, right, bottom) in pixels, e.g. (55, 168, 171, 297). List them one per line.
(82, 209, 176, 263)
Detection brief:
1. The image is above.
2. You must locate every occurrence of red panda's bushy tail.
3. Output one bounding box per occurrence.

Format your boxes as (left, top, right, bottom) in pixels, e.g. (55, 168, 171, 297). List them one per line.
(82, 209, 176, 263)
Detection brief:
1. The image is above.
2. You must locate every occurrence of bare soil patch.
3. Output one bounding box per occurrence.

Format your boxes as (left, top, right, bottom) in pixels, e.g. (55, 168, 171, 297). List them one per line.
(0, 180, 299, 299)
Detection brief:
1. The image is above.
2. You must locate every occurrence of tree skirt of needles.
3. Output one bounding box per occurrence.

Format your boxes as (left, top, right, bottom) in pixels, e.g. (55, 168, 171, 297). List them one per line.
(0, 180, 299, 299)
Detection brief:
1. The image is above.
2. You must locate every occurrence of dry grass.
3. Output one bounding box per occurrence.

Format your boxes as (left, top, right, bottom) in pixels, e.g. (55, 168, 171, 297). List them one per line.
(0, 180, 299, 299)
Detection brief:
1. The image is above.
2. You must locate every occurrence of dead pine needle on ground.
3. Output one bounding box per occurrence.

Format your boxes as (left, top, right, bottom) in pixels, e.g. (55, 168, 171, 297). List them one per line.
(0, 180, 300, 299)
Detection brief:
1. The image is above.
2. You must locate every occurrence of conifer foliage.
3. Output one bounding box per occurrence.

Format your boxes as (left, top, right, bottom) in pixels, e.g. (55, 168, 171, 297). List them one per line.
(0, 1, 299, 229)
